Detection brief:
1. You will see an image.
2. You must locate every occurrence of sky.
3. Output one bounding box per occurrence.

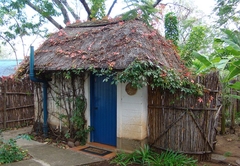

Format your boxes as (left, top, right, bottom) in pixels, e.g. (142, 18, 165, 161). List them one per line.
(193, 0, 216, 15)
(0, 0, 216, 60)
(0, 60, 22, 76)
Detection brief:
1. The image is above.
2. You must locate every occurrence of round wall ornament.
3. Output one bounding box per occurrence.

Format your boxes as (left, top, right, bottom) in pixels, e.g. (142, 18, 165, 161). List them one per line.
(125, 83, 137, 95)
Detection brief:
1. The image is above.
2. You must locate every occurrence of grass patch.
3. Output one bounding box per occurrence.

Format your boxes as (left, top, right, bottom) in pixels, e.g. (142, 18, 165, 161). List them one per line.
(223, 151, 232, 157)
(111, 145, 197, 166)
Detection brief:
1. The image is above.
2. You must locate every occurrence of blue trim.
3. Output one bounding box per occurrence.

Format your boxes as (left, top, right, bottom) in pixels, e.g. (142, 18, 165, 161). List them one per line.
(29, 46, 48, 137)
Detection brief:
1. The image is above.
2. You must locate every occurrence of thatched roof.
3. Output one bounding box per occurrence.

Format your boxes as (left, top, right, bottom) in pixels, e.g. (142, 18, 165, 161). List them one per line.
(33, 19, 184, 71)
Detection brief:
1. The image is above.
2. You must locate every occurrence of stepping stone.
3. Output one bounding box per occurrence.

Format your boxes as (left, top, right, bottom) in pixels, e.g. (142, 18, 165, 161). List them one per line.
(211, 154, 226, 161)
(236, 159, 240, 165)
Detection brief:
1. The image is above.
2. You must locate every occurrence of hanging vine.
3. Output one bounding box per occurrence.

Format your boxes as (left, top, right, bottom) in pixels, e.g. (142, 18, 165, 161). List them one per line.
(90, 60, 204, 96)
(35, 71, 91, 144)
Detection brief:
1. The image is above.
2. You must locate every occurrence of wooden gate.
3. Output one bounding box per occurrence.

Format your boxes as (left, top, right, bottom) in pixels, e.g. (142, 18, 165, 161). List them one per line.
(0, 77, 34, 129)
(148, 72, 220, 161)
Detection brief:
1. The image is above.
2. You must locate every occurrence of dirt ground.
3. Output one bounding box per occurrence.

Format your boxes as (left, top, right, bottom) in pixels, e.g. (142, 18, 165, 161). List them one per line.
(200, 126, 240, 166)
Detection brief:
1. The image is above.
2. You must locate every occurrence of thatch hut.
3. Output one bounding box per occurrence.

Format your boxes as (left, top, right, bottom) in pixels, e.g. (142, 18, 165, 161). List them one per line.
(20, 19, 218, 160)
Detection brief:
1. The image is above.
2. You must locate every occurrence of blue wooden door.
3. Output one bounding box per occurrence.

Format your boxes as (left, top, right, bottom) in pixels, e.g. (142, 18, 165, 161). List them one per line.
(90, 74, 117, 146)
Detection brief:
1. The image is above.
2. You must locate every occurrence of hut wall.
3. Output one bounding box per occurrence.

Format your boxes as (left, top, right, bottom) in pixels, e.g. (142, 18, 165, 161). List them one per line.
(34, 74, 148, 151)
(117, 83, 148, 151)
(34, 73, 87, 132)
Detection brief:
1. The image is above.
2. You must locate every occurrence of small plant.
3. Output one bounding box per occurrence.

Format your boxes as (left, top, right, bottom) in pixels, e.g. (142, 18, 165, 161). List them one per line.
(235, 112, 240, 126)
(131, 144, 154, 165)
(111, 145, 197, 166)
(148, 150, 197, 166)
(224, 151, 232, 157)
(64, 132, 70, 139)
(71, 95, 92, 145)
(110, 152, 133, 166)
(0, 134, 30, 164)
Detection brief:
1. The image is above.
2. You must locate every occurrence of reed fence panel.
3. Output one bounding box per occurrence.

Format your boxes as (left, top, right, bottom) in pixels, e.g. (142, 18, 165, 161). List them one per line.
(0, 77, 34, 129)
(148, 72, 220, 161)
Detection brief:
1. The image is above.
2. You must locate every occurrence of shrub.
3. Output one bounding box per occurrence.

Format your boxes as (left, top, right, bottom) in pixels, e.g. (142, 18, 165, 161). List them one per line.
(0, 133, 30, 164)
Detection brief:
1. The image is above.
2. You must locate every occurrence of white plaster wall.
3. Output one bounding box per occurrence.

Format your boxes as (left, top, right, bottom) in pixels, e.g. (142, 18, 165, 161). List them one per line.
(117, 83, 148, 140)
(85, 74, 91, 142)
(34, 74, 89, 132)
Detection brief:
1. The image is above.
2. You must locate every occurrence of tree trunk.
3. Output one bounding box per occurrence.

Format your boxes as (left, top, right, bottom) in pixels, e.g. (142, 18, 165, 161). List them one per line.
(79, 0, 91, 20)
(61, 0, 80, 21)
(107, 0, 117, 16)
(153, 0, 163, 7)
(53, 0, 70, 24)
(230, 88, 236, 128)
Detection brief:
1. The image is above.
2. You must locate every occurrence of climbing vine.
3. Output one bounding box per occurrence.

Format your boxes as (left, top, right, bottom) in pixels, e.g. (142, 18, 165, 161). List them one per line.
(71, 95, 92, 145)
(34, 71, 91, 145)
(55, 60, 204, 96)
(89, 60, 204, 96)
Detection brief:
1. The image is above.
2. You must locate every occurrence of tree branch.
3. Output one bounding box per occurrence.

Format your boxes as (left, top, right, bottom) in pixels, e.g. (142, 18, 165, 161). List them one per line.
(0, 34, 18, 66)
(107, 0, 117, 17)
(163, 2, 191, 19)
(9, 15, 26, 58)
(153, 0, 162, 8)
(61, 0, 80, 21)
(25, 0, 63, 29)
(79, 0, 91, 20)
(53, 0, 70, 24)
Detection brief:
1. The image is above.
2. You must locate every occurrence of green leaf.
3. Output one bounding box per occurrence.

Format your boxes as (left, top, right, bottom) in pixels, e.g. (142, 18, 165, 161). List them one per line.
(228, 94, 240, 100)
(226, 45, 240, 55)
(211, 57, 222, 63)
(227, 67, 240, 81)
(193, 51, 211, 66)
(229, 82, 240, 90)
(216, 59, 229, 70)
(231, 59, 240, 66)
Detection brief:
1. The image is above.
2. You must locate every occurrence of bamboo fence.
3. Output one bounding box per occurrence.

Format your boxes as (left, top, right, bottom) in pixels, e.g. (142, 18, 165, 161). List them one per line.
(148, 72, 220, 161)
(0, 77, 34, 129)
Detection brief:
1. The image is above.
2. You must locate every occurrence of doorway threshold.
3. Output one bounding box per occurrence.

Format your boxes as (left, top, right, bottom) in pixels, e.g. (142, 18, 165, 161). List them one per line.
(70, 142, 116, 160)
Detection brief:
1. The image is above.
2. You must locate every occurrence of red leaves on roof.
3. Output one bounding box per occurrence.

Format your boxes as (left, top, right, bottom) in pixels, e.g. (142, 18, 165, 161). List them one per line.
(81, 55, 87, 59)
(108, 61, 116, 68)
(113, 52, 119, 55)
(118, 21, 124, 26)
(88, 41, 95, 51)
(70, 52, 77, 58)
(142, 30, 157, 40)
(58, 29, 67, 37)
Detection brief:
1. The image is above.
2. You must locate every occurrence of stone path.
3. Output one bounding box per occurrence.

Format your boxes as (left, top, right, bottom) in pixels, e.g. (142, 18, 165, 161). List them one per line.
(1, 126, 104, 166)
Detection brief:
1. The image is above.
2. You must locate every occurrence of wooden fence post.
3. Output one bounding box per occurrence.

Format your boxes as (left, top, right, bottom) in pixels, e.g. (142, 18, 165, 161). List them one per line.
(3, 81, 7, 129)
